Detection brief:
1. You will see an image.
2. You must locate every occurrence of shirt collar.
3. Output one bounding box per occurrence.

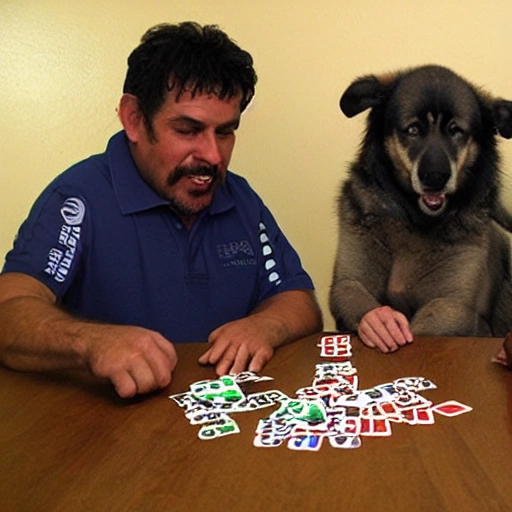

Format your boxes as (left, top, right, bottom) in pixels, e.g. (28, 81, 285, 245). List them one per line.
(107, 130, 235, 216)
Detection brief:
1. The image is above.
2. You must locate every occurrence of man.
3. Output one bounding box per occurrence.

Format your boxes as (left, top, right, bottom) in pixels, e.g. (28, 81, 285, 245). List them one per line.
(0, 22, 322, 398)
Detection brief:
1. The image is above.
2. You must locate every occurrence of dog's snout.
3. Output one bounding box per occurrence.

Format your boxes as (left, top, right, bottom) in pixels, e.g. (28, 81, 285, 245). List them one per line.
(417, 146, 452, 191)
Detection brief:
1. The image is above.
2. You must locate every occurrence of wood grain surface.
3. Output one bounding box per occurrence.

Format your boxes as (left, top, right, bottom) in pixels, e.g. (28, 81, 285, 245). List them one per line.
(1, 334, 511, 512)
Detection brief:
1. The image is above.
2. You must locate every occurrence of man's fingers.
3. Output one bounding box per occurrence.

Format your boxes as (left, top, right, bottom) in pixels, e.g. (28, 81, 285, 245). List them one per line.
(225, 344, 251, 375)
(248, 346, 273, 374)
(198, 340, 230, 367)
(111, 371, 138, 398)
(214, 345, 242, 376)
(143, 347, 174, 388)
(198, 347, 213, 365)
(154, 336, 179, 369)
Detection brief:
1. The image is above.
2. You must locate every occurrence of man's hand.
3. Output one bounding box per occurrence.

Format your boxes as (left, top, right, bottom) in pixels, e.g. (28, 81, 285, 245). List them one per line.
(84, 325, 178, 398)
(198, 317, 274, 376)
(358, 306, 413, 353)
(198, 290, 321, 375)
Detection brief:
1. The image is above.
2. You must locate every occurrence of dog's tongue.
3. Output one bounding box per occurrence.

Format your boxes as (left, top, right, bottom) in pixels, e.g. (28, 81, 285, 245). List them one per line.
(421, 194, 446, 211)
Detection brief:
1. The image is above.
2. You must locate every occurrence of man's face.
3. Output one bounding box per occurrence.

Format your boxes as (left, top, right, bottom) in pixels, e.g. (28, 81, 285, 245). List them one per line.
(128, 89, 241, 224)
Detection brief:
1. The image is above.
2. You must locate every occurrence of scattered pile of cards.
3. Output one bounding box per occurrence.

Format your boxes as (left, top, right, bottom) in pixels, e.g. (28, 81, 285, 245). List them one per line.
(169, 372, 288, 440)
(169, 334, 472, 450)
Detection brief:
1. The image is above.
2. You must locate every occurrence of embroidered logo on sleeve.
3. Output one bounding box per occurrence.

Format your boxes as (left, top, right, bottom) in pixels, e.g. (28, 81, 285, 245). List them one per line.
(60, 197, 86, 226)
(259, 222, 281, 286)
(44, 197, 85, 283)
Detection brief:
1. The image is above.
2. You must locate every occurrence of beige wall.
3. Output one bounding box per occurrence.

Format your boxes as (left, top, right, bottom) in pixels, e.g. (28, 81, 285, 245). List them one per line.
(2, 0, 512, 329)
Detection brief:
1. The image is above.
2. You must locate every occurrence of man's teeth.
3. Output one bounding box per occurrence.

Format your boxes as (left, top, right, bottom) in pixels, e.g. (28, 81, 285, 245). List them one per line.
(190, 175, 212, 184)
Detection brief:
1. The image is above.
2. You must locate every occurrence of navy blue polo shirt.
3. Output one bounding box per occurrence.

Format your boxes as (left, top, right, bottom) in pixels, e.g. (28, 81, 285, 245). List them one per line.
(3, 131, 314, 342)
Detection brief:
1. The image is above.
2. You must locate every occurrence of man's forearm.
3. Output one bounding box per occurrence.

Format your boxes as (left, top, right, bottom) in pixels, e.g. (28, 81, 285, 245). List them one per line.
(0, 295, 89, 372)
(250, 289, 323, 347)
(0, 293, 178, 398)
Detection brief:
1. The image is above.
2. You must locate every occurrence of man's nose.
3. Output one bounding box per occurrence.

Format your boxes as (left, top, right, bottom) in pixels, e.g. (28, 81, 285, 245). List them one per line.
(196, 132, 222, 166)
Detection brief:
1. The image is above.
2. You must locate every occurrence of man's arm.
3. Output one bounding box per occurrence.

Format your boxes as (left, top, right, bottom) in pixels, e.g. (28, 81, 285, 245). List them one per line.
(0, 273, 177, 398)
(198, 289, 323, 375)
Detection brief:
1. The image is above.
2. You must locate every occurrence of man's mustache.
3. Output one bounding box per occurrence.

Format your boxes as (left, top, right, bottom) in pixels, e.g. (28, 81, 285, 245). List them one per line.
(167, 165, 218, 186)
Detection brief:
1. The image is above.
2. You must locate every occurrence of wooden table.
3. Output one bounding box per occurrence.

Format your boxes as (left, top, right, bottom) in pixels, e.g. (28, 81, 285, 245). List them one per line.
(1, 334, 512, 512)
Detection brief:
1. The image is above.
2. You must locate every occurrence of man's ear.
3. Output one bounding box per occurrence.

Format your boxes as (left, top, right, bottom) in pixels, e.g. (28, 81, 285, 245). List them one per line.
(118, 93, 144, 142)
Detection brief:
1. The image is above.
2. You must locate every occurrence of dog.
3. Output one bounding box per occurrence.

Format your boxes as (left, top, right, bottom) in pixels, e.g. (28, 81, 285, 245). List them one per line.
(329, 65, 512, 345)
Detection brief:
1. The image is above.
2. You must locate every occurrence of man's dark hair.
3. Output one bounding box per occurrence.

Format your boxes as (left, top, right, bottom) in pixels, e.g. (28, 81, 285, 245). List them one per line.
(123, 21, 257, 132)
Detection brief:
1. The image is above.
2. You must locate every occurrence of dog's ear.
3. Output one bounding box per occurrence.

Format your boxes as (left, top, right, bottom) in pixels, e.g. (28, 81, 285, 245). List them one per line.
(340, 75, 393, 118)
(493, 100, 512, 139)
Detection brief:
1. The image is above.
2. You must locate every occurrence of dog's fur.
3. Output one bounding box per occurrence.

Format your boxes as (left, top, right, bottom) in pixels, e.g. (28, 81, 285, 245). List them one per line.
(329, 65, 512, 338)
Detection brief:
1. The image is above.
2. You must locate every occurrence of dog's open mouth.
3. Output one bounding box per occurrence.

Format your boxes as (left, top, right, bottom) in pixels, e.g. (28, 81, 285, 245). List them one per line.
(419, 193, 447, 216)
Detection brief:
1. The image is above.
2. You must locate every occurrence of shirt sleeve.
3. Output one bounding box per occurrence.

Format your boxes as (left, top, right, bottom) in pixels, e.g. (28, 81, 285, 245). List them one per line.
(2, 185, 88, 300)
(255, 202, 315, 303)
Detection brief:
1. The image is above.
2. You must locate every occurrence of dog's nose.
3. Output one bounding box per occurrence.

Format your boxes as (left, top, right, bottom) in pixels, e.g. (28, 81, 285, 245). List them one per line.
(417, 146, 452, 191)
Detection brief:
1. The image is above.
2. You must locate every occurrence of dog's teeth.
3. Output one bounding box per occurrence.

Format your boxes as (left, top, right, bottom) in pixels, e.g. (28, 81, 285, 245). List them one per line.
(422, 194, 445, 210)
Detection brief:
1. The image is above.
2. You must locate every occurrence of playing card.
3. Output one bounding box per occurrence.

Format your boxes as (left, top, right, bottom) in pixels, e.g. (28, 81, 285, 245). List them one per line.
(168, 392, 200, 409)
(329, 435, 362, 449)
(270, 399, 327, 426)
(253, 432, 287, 448)
(432, 400, 473, 417)
(316, 335, 351, 348)
(197, 414, 240, 440)
(315, 361, 357, 378)
(234, 371, 274, 385)
(287, 434, 323, 451)
(377, 401, 403, 423)
(360, 417, 392, 436)
(317, 335, 352, 359)
(190, 375, 245, 405)
(231, 390, 289, 412)
(254, 418, 294, 447)
(392, 377, 437, 392)
(413, 406, 435, 425)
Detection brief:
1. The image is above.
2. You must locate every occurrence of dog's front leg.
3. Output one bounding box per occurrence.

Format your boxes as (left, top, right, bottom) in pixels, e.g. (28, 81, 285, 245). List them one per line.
(329, 278, 382, 332)
(411, 298, 491, 337)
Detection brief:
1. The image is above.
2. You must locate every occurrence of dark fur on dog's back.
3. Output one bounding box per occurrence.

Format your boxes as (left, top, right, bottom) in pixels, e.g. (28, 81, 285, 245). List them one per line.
(330, 65, 512, 337)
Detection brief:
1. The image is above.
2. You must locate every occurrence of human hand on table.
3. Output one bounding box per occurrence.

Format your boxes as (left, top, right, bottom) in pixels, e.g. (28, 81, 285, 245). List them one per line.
(358, 306, 413, 353)
(85, 325, 178, 398)
(198, 317, 275, 376)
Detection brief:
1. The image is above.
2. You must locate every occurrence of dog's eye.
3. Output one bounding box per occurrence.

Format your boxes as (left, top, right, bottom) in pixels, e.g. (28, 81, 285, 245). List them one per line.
(405, 124, 421, 137)
(448, 122, 465, 140)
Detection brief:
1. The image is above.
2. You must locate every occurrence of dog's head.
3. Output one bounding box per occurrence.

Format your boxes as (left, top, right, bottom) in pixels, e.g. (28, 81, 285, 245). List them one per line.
(341, 65, 512, 217)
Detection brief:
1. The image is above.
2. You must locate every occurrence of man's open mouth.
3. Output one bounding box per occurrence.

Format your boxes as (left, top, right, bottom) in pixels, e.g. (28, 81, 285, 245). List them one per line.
(189, 175, 214, 185)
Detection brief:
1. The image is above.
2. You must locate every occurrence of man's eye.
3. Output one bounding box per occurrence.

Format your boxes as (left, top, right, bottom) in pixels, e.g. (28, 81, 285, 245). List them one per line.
(217, 130, 235, 137)
(175, 128, 199, 136)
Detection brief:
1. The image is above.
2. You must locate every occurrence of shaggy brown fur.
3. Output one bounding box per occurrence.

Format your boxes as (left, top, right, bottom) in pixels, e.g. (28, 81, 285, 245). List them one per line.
(330, 65, 512, 337)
